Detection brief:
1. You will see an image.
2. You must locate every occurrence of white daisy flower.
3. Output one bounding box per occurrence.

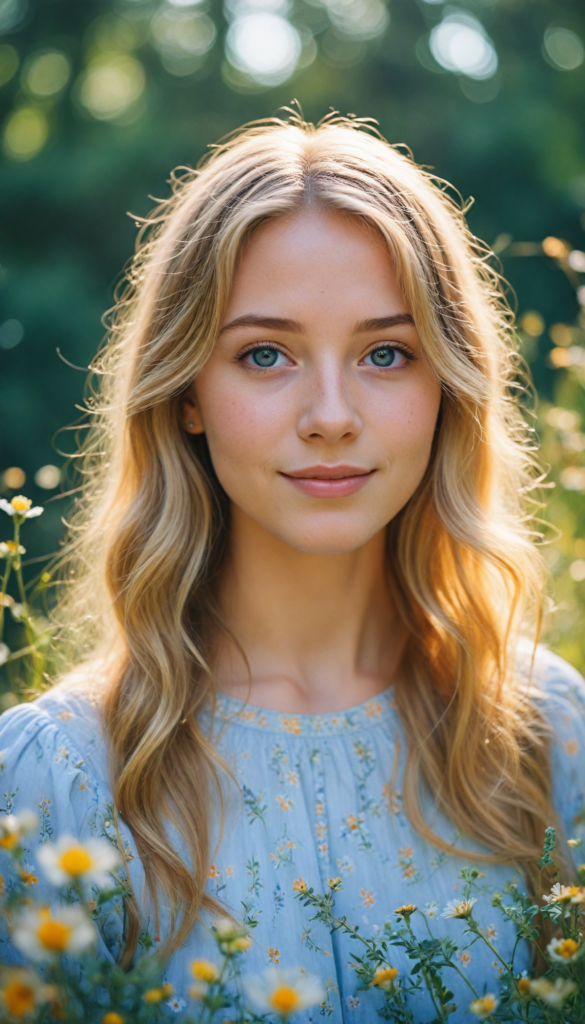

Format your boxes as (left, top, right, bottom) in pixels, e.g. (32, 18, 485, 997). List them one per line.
(543, 882, 574, 904)
(167, 996, 187, 1012)
(38, 835, 121, 887)
(0, 496, 43, 519)
(13, 905, 96, 962)
(547, 936, 584, 963)
(0, 644, 9, 667)
(441, 898, 477, 919)
(470, 994, 499, 1019)
(529, 977, 577, 1007)
(0, 810, 37, 850)
(244, 968, 325, 1019)
(0, 967, 45, 1019)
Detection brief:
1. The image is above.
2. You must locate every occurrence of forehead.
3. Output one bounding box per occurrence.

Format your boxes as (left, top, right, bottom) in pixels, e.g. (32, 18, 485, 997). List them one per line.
(225, 208, 405, 322)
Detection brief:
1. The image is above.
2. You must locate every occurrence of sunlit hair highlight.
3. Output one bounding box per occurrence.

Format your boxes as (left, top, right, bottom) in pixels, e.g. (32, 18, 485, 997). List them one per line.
(57, 112, 555, 963)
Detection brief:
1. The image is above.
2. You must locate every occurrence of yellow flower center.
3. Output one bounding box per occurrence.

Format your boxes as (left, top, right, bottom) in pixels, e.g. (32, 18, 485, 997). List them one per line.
(518, 978, 530, 992)
(373, 967, 399, 986)
(476, 996, 496, 1012)
(270, 986, 301, 1015)
(0, 833, 17, 850)
(3, 980, 36, 1017)
(10, 496, 31, 513)
(191, 960, 218, 983)
(59, 846, 94, 876)
(230, 935, 251, 951)
(557, 938, 579, 959)
(102, 1014, 125, 1024)
(36, 919, 72, 953)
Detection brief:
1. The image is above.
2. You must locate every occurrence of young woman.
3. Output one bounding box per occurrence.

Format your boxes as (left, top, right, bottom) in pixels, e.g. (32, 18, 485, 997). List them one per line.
(1, 113, 585, 1021)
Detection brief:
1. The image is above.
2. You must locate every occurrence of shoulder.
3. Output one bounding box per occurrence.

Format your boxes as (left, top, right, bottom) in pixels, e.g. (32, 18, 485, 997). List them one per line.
(516, 642, 585, 718)
(0, 677, 110, 795)
(518, 645, 585, 842)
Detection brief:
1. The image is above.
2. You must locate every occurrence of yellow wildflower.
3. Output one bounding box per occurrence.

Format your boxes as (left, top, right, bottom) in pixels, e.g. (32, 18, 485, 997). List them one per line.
(102, 1014, 125, 1024)
(191, 960, 218, 983)
(394, 904, 417, 918)
(372, 966, 399, 991)
(143, 988, 165, 1004)
(292, 878, 307, 892)
(327, 877, 342, 891)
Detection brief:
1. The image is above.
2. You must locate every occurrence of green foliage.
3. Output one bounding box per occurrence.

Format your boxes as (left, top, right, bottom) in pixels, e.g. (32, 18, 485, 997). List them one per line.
(3, 815, 585, 1022)
(294, 842, 585, 1022)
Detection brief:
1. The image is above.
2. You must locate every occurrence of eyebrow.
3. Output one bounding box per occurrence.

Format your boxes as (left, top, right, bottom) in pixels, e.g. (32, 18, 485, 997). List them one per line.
(219, 312, 415, 336)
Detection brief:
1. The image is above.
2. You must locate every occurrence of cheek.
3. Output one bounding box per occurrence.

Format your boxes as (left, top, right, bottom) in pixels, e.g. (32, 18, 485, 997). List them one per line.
(374, 380, 441, 466)
(197, 377, 288, 477)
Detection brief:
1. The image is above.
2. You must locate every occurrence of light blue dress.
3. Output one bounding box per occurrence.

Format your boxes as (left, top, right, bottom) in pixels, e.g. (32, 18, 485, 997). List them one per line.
(1, 647, 585, 1022)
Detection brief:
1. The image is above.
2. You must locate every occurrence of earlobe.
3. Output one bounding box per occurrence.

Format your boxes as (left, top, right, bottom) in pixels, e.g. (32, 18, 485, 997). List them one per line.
(183, 399, 205, 435)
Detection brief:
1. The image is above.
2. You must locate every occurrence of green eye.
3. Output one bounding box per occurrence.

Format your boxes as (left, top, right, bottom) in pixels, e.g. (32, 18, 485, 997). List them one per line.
(250, 348, 279, 367)
(365, 346, 407, 368)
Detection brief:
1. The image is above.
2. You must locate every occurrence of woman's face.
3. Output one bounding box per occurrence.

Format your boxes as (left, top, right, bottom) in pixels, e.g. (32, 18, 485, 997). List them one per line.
(186, 209, 442, 555)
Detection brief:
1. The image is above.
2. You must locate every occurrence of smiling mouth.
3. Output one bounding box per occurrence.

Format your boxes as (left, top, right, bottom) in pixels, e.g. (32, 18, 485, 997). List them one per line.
(280, 466, 376, 497)
(283, 465, 374, 479)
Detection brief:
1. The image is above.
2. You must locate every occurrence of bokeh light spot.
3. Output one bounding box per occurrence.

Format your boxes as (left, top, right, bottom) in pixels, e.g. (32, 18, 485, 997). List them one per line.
(568, 250, 585, 273)
(561, 467, 585, 492)
(79, 54, 145, 121)
(226, 13, 301, 86)
(35, 464, 61, 489)
(520, 311, 545, 337)
(550, 324, 574, 348)
(0, 0, 27, 34)
(0, 319, 23, 348)
(151, 8, 216, 75)
(542, 236, 570, 258)
(3, 107, 48, 161)
(3, 467, 26, 489)
(430, 13, 497, 79)
(319, 0, 388, 41)
(24, 51, 70, 97)
(543, 27, 584, 71)
(0, 45, 18, 87)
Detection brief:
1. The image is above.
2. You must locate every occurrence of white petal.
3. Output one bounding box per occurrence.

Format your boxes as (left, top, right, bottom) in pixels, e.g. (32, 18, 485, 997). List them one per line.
(0, 499, 15, 516)
(24, 507, 44, 518)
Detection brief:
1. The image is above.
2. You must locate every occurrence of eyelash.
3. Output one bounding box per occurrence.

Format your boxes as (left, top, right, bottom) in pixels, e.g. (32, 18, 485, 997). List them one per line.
(237, 342, 415, 368)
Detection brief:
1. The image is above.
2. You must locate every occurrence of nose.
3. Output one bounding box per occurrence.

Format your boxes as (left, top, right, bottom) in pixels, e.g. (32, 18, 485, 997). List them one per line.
(297, 359, 363, 444)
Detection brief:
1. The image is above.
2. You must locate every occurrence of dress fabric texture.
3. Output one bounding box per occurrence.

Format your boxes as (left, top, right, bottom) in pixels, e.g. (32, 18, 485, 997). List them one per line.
(1, 647, 585, 1022)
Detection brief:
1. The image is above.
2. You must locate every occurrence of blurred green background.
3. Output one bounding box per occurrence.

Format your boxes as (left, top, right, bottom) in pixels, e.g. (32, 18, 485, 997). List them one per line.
(0, 0, 584, 694)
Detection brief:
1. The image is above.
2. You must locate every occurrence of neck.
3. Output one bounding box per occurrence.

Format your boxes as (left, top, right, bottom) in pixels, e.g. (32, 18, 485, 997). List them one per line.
(212, 505, 404, 714)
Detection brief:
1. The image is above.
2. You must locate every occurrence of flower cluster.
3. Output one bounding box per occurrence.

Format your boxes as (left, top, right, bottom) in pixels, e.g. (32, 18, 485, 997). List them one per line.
(292, 833, 585, 1023)
(0, 809, 324, 1023)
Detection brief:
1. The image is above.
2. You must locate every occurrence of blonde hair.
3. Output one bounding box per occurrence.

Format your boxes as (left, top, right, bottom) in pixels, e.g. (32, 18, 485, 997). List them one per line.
(58, 112, 555, 963)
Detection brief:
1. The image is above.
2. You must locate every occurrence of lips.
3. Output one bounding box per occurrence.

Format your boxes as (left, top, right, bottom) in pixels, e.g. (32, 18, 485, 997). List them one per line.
(280, 465, 375, 498)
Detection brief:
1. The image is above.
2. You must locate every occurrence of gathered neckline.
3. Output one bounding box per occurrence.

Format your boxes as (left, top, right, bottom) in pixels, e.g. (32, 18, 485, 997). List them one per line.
(210, 686, 396, 736)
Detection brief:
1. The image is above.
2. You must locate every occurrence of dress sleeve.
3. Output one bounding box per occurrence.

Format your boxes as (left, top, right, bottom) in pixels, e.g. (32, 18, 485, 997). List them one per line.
(534, 648, 585, 865)
(0, 700, 123, 964)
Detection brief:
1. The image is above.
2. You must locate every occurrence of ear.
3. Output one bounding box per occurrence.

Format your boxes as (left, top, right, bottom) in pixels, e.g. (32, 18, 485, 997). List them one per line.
(183, 392, 205, 435)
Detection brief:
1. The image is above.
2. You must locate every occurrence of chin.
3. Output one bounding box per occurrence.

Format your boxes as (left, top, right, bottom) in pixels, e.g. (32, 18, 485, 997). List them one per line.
(277, 521, 382, 556)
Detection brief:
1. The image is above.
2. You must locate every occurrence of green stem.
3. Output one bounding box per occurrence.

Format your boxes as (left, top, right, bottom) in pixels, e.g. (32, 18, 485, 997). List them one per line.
(0, 552, 11, 645)
(403, 918, 447, 1023)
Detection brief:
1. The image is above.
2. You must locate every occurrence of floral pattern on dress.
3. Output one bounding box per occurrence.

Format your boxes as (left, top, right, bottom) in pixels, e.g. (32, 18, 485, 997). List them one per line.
(0, 648, 583, 1022)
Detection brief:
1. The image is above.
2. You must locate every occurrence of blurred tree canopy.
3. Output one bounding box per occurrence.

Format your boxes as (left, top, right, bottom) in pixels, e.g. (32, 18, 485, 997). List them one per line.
(0, 0, 584, 684)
